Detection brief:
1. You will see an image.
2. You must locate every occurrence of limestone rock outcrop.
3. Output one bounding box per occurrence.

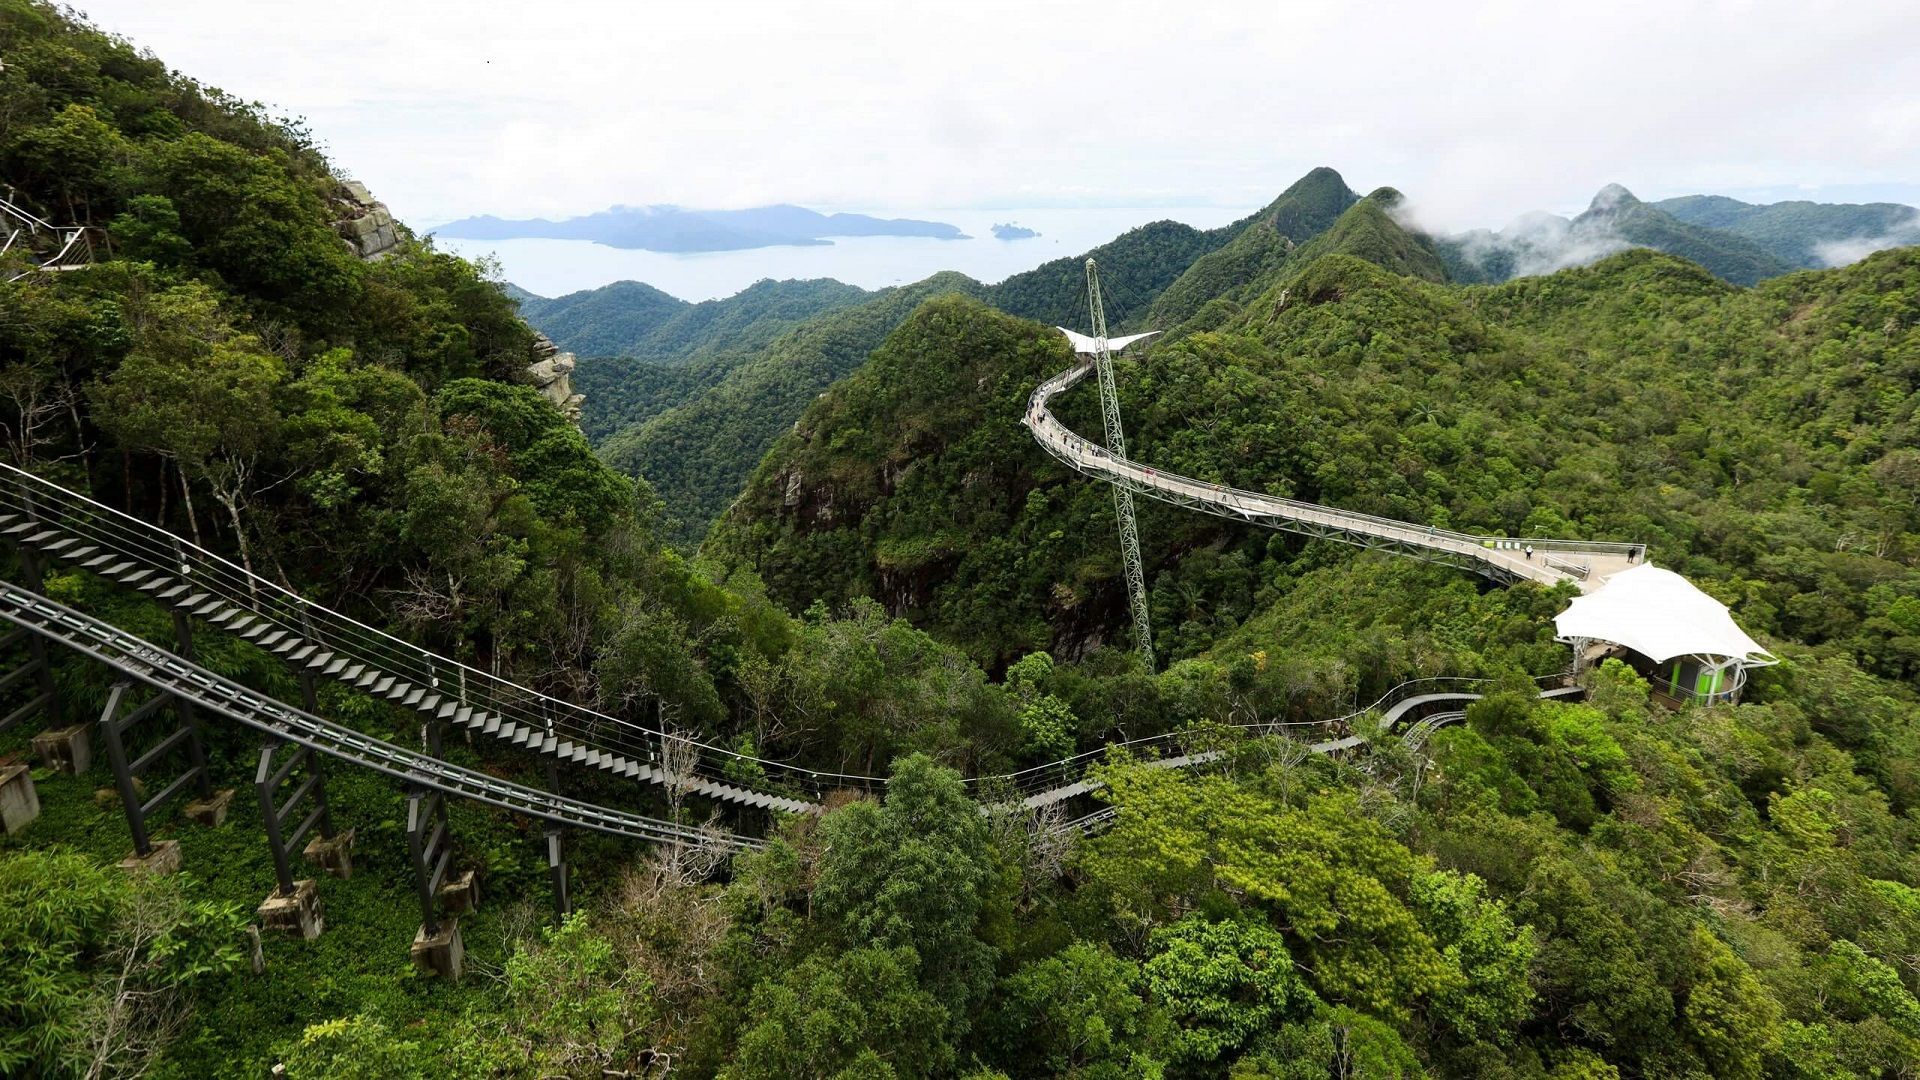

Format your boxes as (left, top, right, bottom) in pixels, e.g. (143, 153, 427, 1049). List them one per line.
(527, 334, 584, 422)
(333, 180, 404, 261)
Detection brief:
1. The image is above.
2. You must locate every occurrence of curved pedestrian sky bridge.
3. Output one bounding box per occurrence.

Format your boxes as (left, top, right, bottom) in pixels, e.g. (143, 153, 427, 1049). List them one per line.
(1028, 328, 1774, 700)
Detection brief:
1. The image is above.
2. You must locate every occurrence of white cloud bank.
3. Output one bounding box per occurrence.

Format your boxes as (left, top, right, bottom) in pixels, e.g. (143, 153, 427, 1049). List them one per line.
(63, 0, 1920, 231)
(1814, 209, 1920, 266)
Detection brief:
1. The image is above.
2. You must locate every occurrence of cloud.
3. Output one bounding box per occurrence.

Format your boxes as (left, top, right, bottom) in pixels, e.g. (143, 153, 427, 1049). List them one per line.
(1391, 202, 1631, 280)
(1813, 209, 1920, 266)
(64, 0, 1920, 228)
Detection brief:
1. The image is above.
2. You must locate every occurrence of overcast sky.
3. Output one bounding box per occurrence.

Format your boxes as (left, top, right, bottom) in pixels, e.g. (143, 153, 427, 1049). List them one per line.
(70, 0, 1920, 230)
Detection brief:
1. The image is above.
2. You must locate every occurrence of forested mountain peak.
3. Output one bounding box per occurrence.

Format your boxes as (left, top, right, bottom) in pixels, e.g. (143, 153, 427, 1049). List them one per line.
(1144, 168, 1359, 329)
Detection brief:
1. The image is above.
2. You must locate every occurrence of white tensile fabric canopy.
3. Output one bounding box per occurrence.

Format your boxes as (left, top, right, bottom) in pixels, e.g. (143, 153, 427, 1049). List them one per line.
(1554, 564, 1774, 665)
(1057, 328, 1159, 356)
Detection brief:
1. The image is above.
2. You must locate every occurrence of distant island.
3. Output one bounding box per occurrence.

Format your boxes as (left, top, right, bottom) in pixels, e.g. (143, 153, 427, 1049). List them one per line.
(991, 222, 1039, 240)
(431, 204, 968, 253)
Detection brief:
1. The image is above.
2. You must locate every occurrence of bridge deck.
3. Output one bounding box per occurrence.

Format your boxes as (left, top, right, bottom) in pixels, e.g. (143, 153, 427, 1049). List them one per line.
(1027, 361, 1642, 592)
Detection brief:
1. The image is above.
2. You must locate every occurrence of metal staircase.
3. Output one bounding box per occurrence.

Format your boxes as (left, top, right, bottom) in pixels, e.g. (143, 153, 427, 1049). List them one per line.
(0, 581, 757, 849)
(0, 462, 869, 814)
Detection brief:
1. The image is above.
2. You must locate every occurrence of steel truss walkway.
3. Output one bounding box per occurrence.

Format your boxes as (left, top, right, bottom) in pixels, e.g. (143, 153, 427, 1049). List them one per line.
(0, 581, 757, 849)
(0, 462, 851, 813)
(1025, 359, 1646, 591)
(1, 196, 91, 283)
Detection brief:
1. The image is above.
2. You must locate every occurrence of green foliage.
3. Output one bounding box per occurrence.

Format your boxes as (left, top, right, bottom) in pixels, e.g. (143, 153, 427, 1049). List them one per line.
(726, 945, 955, 1080)
(0, 849, 245, 1077)
(813, 754, 998, 1012)
(278, 1015, 425, 1080)
(483, 912, 657, 1075)
(1142, 916, 1310, 1064)
(992, 942, 1168, 1078)
(1681, 925, 1781, 1079)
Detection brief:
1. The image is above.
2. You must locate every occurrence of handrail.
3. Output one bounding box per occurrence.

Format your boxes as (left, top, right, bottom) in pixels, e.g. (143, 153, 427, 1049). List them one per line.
(0, 195, 57, 234)
(0, 462, 888, 802)
(1025, 361, 1648, 580)
(0, 581, 760, 848)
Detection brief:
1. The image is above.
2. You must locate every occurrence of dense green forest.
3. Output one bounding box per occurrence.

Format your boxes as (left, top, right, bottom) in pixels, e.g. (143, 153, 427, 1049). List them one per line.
(1655, 194, 1920, 269)
(558, 175, 1917, 549)
(1439, 186, 1794, 287)
(580, 216, 1239, 544)
(6, 3, 1920, 1078)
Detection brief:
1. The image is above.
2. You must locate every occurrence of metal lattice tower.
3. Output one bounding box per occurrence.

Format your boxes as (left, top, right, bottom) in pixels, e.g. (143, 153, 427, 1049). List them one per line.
(1083, 259, 1155, 670)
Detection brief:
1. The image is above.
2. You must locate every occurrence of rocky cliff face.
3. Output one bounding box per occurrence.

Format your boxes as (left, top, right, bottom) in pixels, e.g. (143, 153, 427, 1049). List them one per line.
(527, 333, 584, 422)
(329, 180, 585, 424)
(332, 180, 404, 261)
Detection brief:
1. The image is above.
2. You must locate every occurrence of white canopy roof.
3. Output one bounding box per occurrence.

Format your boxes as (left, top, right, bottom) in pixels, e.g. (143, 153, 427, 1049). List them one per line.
(1057, 328, 1159, 356)
(1554, 564, 1774, 665)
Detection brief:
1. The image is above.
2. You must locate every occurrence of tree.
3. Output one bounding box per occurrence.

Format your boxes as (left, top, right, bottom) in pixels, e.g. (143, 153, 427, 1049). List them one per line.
(484, 912, 658, 1075)
(812, 753, 999, 1019)
(991, 942, 1168, 1078)
(0, 850, 245, 1078)
(1141, 915, 1311, 1065)
(725, 946, 954, 1080)
(1410, 869, 1535, 1043)
(10, 102, 128, 220)
(1680, 925, 1780, 1080)
(278, 1016, 425, 1080)
(90, 281, 283, 576)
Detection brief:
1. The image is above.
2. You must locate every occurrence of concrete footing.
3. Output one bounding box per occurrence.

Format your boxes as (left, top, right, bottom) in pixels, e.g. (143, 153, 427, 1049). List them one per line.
(118, 839, 181, 875)
(31, 723, 91, 774)
(0, 764, 40, 834)
(257, 879, 323, 940)
(244, 924, 266, 973)
(410, 919, 463, 981)
(303, 827, 355, 879)
(184, 788, 235, 827)
(438, 869, 480, 915)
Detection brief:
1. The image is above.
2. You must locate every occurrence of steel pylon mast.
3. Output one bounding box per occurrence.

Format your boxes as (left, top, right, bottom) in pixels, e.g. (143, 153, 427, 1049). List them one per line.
(1084, 259, 1155, 670)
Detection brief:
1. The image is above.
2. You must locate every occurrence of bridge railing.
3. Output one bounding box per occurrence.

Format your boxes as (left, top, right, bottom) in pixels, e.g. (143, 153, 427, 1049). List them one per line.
(1027, 366, 1646, 563)
(0, 463, 887, 802)
(0, 581, 759, 848)
(986, 671, 1570, 805)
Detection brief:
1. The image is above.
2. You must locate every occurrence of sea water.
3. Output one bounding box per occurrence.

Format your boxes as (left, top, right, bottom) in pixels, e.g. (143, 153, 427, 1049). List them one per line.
(430, 206, 1254, 302)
